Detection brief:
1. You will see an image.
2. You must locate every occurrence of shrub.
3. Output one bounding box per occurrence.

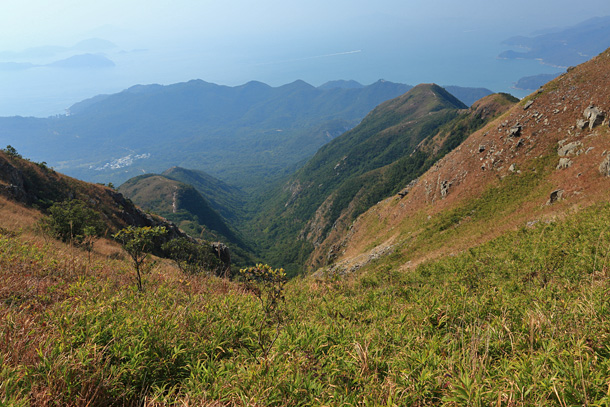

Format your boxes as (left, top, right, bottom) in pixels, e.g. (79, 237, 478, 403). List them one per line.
(113, 226, 167, 292)
(41, 199, 104, 245)
(240, 263, 287, 360)
(162, 237, 222, 276)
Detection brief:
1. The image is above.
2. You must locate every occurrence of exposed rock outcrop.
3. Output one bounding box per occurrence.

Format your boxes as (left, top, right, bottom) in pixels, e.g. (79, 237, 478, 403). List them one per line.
(558, 141, 583, 157)
(212, 242, 232, 277)
(556, 158, 573, 170)
(584, 105, 605, 130)
(547, 189, 564, 205)
(599, 155, 610, 177)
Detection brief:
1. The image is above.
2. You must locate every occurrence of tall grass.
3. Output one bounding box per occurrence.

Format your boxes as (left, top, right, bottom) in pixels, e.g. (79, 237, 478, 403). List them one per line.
(2, 202, 610, 405)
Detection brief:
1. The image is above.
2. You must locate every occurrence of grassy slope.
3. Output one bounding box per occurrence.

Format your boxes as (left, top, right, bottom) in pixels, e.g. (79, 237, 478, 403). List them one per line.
(2, 198, 610, 405)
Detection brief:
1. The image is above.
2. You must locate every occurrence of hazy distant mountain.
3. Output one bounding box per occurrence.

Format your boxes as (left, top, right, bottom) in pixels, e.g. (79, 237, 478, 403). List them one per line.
(318, 80, 365, 90)
(443, 86, 493, 106)
(2, 79, 414, 189)
(499, 16, 610, 67)
(0, 62, 35, 71)
(0, 38, 118, 61)
(47, 54, 115, 69)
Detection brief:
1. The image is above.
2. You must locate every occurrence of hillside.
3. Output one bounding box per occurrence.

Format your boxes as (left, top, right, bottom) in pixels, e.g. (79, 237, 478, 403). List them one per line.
(161, 166, 247, 223)
(0, 149, 184, 238)
(4, 96, 610, 405)
(251, 84, 476, 273)
(4, 48, 610, 407)
(328, 47, 610, 278)
(117, 173, 254, 266)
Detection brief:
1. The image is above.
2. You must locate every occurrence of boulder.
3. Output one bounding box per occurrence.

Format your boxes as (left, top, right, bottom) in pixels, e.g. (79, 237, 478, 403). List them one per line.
(556, 158, 573, 170)
(584, 105, 605, 130)
(599, 155, 610, 177)
(508, 124, 522, 137)
(547, 189, 564, 205)
(557, 141, 583, 157)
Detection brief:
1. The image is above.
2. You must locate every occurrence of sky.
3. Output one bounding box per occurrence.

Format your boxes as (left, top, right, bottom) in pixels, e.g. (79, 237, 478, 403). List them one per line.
(1, 0, 610, 117)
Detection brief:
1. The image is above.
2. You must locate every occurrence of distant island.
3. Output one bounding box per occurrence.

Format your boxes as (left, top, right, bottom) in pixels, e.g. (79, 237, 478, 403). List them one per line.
(513, 73, 562, 91)
(499, 16, 610, 67)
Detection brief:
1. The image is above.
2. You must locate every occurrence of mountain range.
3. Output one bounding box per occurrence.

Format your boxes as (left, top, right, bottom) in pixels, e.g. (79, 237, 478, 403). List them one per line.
(1, 79, 491, 192)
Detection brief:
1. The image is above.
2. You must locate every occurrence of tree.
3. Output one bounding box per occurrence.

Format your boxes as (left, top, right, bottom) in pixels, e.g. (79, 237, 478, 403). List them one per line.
(2, 145, 22, 159)
(113, 226, 167, 292)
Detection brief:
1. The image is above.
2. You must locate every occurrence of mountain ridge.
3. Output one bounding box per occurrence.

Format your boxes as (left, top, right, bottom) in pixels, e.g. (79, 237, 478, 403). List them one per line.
(328, 47, 610, 276)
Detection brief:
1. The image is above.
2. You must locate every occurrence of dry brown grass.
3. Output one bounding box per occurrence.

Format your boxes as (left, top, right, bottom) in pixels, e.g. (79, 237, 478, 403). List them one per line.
(0, 196, 42, 231)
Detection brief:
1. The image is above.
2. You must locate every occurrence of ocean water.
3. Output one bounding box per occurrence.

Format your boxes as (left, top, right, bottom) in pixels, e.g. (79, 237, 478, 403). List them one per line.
(0, 29, 563, 118)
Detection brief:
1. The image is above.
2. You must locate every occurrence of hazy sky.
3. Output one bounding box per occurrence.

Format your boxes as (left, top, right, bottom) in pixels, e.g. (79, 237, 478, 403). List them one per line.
(2, 0, 610, 116)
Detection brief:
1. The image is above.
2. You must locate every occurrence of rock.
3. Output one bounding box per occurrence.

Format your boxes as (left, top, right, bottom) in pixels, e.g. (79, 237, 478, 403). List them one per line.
(211, 242, 232, 278)
(440, 180, 451, 198)
(523, 100, 534, 110)
(556, 158, 573, 170)
(547, 189, 564, 205)
(557, 141, 583, 157)
(599, 155, 610, 176)
(508, 124, 522, 137)
(509, 163, 516, 172)
(584, 105, 605, 130)
(397, 178, 418, 198)
(478, 145, 486, 153)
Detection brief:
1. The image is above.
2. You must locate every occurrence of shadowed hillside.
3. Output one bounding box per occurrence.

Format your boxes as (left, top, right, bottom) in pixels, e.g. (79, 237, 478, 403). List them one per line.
(249, 84, 509, 274)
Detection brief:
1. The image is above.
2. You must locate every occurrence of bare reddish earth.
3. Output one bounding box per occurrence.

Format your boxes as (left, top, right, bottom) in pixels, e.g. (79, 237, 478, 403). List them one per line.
(329, 48, 610, 274)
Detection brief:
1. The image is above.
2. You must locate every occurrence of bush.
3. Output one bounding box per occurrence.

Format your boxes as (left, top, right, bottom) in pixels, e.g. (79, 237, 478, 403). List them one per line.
(240, 264, 287, 360)
(41, 199, 104, 245)
(162, 237, 222, 276)
(113, 226, 167, 292)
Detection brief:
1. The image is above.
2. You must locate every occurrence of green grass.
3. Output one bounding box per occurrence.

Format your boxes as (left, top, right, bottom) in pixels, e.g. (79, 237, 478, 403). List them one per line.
(3, 200, 610, 405)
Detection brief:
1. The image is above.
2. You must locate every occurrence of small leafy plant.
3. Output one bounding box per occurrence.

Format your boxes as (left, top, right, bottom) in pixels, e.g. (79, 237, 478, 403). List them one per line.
(113, 226, 167, 292)
(239, 263, 287, 360)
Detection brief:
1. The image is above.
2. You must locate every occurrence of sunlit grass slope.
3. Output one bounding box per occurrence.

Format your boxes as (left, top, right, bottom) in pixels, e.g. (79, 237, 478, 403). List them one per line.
(2, 200, 610, 405)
